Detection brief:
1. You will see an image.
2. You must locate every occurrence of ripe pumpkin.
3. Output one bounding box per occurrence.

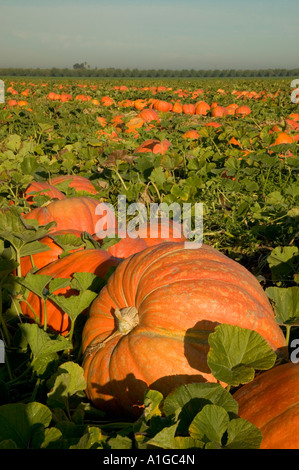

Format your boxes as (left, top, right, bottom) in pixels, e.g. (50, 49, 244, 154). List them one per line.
(153, 100, 172, 113)
(137, 108, 160, 123)
(22, 197, 117, 239)
(136, 219, 185, 246)
(172, 102, 183, 114)
(234, 362, 299, 449)
(24, 182, 66, 205)
(235, 105, 251, 116)
(182, 104, 195, 115)
(195, 101, 210, 115)
(20, 229, 84, 276)
(82, 242, 286, 418)
(50, 175, 98, 195)
(182, 130, 199, 140)
(21, 249, 119, 335)
(273, 132, 294, 145)
(211, 106, 227, 118)
(134, 139, 171, 155)
(107, 235, 147, 259)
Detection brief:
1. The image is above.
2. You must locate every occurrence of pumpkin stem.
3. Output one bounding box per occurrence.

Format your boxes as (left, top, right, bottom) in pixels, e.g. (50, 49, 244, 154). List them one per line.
(84, 306, 139, 357)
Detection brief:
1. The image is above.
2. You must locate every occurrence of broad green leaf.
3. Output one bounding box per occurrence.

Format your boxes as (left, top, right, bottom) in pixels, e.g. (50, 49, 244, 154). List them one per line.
(31, 426, 62, 449)
(108, 435, 133, 450)
(20, 155, 39, 175)
(50, 289, 97, 322)
(0, 402, 52, 449)
(267, 246, 299, 281)
(70, 272, 105, 292)
(50, 233, 85, 251)
(69, 427, 104, 449)
(207, 324, 276, 386)
(172, 436, 204, 449)
(145, 422, 179, 449)
(48, 277, 70, 294)
(189, 404, 229, 445)
(4, 134, 21, 152)
(266, 286, 299, 325)
(150, 167, 166, 190)
(18, 273, 52, 298)
(47, 362, 86, 409)
(163, 382, 238, 418)
(19, 323, 72, 358)
(19, 240, 51, 257)
(0, 258, 19, 279)
(143, 389, 163, 422)
(224, 418, 262, 449)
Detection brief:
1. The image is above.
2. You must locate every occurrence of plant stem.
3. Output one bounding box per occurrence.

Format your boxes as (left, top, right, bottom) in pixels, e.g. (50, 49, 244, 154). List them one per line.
(43, 298, 48, 331)
(114, 168, 128, 191)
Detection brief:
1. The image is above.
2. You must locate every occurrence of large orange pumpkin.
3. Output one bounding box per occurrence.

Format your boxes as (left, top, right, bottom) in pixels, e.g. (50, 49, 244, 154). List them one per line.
(82, 242, 287, 418)
(195, 101, 210, 115)
(24, 182, 66, 205)
(234, 362, 299, 449)
(22, 197, 117, 239)
(107, 235, 147, 259)
(136, 219, 185, 246)
(50, 175, 98, 195)
(21, 249, 119, 335)
(137, 108, 160, 123)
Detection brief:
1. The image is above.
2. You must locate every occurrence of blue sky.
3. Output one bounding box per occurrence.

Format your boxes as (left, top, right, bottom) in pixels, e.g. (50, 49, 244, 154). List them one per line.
(1, 0, 298, 69)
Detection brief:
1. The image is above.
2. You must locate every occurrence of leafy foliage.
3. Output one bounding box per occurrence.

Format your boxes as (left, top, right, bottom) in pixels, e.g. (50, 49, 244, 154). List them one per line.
(0, 76, 298, 449)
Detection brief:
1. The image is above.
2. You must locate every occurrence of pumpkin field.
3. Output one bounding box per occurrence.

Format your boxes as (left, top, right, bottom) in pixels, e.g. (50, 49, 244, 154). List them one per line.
(0, 76, 298, 450)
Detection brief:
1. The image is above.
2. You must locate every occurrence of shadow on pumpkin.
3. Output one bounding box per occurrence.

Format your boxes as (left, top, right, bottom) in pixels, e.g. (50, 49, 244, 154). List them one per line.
(183, 319, 219, 372)
(88, 320, 220, 419)
(89, 372, 211, 420)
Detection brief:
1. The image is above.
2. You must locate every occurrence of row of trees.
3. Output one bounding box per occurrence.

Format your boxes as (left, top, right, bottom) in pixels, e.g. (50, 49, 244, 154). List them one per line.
(1, 67, 298, 78)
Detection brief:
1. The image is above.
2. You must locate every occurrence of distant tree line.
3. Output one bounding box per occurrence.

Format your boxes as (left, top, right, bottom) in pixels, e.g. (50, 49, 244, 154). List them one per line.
(0, 67, 298, 78)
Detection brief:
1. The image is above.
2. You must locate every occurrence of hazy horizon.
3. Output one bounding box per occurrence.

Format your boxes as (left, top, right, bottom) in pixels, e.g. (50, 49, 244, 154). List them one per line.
(1, 0, 298, 71)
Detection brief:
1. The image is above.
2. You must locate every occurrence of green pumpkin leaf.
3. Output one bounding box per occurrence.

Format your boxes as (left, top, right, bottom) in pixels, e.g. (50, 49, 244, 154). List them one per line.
(49, 289, 97, 322)
(145, 421, 179, 449)
(19, 323, 72, 358)
(18, 273, 52, 298)
(207, 324, 277, 387)
(172, 436, 204, 449)
(19, 240, 51, 258)
(224, 418, 262, 449)
(143, 389, 164, 422)
(50, 233, 85, 251)
(108, 435, 133, 450)
(189, 404, 229, 445)
(0, 402, 52, 449)
(163, 382, 238, 418)
(267, 246, 299, 281)
(70, 272, 105, 292)
(266, 286, 299, 325)
(47, 362, 86, 410)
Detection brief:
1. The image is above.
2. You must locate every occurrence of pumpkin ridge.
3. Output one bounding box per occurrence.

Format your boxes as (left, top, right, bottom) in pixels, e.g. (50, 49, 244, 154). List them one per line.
(137, 276, 273, 320)
(128, 243, 187, 298)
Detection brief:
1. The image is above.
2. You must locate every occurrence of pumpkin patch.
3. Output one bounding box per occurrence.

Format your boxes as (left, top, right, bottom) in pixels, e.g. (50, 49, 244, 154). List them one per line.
(0, 76, 298, 449)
